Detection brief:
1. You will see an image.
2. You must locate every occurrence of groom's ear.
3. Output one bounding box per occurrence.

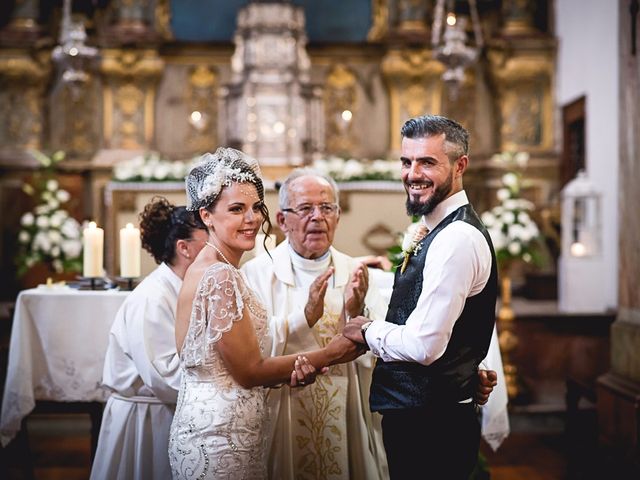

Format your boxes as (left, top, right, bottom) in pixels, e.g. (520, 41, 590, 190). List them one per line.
(454, 155, 468, 178)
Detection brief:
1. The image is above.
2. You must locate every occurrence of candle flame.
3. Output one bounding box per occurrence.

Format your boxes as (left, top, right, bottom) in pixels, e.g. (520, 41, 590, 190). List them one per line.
(89, 221, 97, 229)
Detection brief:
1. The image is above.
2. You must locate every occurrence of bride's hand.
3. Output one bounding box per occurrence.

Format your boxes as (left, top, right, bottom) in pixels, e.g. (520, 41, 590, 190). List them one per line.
(289, 355, 328, 388)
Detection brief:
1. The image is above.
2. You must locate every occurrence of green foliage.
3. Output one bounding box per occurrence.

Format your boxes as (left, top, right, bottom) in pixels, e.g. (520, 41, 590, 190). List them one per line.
(16, 151, 83, 277)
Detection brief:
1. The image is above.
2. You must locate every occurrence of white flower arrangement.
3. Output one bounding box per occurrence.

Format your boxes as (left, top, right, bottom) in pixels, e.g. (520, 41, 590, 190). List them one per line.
(112, 153, 399, 183)
(482, 151, 543, 269)
(113, 152, 198, 182)
(312, 156, 400, 182)
(17, 151, 83, 276)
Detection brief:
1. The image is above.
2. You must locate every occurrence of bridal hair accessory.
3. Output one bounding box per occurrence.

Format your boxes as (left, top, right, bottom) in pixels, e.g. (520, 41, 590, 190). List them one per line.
(400, 222, 428, 274)
(186, 147, 263, 211)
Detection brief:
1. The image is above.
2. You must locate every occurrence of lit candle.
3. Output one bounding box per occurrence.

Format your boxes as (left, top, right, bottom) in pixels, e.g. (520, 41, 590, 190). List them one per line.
(83, 221, 104, 278)
(120, 223, 141, 278)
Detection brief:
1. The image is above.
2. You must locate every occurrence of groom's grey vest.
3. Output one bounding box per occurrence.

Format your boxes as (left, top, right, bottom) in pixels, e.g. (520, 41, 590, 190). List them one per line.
(370, 204, 497, 412)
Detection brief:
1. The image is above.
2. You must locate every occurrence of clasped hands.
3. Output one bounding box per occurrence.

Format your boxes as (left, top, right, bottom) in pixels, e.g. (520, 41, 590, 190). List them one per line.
(300, 264, 498, 403)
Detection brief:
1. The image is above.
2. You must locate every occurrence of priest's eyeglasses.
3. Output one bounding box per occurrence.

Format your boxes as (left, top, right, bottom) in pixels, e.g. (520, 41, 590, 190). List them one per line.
(282, 203, 339, 218)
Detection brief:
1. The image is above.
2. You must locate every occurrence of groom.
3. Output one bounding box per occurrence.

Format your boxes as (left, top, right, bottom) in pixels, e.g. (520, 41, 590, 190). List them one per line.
(344, 115, 498, 479)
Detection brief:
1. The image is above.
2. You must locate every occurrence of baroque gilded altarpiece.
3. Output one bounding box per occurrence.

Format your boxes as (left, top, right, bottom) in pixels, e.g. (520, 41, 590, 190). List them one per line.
(0, 0, 559, 288)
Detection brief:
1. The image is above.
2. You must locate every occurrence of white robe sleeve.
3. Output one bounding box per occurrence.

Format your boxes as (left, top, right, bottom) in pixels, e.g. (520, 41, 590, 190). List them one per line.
(129, 295, 182, 403)
(480, 326, 510, 450)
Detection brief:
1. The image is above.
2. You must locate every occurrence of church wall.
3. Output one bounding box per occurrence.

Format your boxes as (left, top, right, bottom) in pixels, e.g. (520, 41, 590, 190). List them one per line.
(555, 0, 619, 310)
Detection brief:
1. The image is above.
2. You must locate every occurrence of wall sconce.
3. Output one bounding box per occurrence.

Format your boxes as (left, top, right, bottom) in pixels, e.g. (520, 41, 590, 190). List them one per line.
(559, 170, 606, 312)
(562, 170, 601, 258)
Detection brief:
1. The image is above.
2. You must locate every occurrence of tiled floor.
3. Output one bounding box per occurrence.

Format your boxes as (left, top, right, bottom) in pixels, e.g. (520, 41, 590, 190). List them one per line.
(1, 412, 638, 480)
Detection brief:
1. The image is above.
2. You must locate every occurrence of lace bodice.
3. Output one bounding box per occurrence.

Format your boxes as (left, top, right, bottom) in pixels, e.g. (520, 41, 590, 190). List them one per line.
(180, 262, 270, 377)
(169, 262, 271, 479)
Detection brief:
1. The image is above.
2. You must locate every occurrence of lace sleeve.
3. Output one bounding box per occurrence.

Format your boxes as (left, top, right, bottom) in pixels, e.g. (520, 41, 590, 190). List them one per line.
(181, 263, 245, 368)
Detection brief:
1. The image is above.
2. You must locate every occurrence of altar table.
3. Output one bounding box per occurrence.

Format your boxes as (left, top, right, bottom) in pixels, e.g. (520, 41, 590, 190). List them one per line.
(0, 287, 128, 447)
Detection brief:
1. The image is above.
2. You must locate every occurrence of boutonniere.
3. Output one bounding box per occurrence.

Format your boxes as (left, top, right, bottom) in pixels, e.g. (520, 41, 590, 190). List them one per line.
(400, 223, 428, 274)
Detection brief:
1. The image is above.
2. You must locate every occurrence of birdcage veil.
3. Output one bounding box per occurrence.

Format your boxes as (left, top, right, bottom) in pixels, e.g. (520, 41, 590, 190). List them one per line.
(185, 147, 263, 211)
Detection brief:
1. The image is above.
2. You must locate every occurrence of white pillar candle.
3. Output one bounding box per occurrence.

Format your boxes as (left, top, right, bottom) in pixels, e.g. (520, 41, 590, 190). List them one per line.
(83, 221, 104, 278)
(120, 223, 141, 278)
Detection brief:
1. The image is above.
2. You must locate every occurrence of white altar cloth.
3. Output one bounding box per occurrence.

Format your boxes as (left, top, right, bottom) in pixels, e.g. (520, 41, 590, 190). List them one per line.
(0, 287, 128, 447)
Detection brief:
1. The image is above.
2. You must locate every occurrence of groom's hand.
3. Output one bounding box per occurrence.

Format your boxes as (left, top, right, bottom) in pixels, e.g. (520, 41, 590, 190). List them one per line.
(475, 369, 498, 405)
(325, 334, 364, 364)
(342, 316, 368, 344)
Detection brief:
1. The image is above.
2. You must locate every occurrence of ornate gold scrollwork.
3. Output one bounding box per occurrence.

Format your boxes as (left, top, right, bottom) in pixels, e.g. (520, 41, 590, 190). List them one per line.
(101, 49, 164, 79)
(100, 49, 164, 149)
(381, 49, 444, 151)
(0, 51, 50, 149)
(490, 50, 554, 152)
(154, 0, 174, 40)
(324, 64, 357, 156)
(502, 0, 536, 35)
(368, 0, 389, 42)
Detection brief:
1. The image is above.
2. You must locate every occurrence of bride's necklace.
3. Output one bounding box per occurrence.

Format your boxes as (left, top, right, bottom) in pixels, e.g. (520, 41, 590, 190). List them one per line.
(205, 241, 237, 269)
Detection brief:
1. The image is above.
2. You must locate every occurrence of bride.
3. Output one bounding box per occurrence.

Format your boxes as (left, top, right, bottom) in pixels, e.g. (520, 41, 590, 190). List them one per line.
(168, 148, 361, 479)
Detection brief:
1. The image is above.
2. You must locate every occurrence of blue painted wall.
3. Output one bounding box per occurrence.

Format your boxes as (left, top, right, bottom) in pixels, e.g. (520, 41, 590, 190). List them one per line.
(170, 0, 372, 43)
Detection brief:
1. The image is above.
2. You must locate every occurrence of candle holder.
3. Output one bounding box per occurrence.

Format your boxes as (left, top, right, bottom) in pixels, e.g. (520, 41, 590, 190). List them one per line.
(76, 276, 110, 290)
(115, 276, 139, 291)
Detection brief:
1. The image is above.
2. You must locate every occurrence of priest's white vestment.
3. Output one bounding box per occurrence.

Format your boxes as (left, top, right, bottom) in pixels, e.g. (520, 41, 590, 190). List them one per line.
(242, 241, 390, 480)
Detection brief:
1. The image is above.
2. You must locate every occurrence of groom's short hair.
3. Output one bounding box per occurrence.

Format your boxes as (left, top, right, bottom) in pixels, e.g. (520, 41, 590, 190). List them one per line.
(401, 114, 469, 162)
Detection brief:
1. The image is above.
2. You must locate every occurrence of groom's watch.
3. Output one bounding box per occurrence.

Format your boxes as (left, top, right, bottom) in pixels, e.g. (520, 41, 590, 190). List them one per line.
(360, 321, 372, 349)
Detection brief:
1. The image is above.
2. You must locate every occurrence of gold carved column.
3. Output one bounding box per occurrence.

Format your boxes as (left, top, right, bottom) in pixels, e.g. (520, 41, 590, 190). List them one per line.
(381, 48, 443, 153)
(0, 50, 50, 154)
(100, 49, 164, 150)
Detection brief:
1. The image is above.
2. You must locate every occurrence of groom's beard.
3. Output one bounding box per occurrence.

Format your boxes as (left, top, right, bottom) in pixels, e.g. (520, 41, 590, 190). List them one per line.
(405, 171, 453, 217)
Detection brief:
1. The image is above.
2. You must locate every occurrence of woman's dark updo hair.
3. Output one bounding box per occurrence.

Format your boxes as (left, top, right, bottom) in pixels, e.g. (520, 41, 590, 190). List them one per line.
(139, 196, 206, 265)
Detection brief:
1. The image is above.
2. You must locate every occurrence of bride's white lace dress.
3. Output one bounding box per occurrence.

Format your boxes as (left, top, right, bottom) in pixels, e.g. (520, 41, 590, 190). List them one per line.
(169, 263, 271, 479)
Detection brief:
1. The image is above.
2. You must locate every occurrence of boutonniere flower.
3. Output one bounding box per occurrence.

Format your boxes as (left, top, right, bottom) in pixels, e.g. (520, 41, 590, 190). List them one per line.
(400, 223, 428, 274)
